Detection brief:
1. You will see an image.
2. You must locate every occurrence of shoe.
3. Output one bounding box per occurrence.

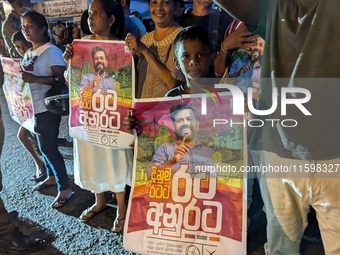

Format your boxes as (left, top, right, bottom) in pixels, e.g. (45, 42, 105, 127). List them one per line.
(50, 192, 74, 209)
(33, 181, 56, 191)
(78, 207, 105, 222)
(9, 210, 19, 220)
(0, 227, 45, 252)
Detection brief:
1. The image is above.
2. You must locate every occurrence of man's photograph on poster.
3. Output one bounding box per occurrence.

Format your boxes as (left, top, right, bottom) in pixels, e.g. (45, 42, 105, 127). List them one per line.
(68, 40, 134, 148)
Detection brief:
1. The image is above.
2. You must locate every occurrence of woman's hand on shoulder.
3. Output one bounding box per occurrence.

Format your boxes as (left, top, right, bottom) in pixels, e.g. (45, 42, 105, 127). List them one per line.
(125, 33, 147, 55)
(62, 44, 74, 63)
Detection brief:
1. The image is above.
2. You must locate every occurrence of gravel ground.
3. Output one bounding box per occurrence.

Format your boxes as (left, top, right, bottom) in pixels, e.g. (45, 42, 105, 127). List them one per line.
(0, 93, 325, 255)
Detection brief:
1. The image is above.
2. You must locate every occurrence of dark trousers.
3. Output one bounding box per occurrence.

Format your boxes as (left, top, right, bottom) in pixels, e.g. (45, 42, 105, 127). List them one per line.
(34, 111, 69, 191)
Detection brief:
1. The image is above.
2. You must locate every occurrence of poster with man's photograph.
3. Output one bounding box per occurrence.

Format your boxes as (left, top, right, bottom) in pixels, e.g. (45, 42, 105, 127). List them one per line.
(124, 94, 247, 255)
(1, 57, 35, 133)
(68, 40, 135, 149)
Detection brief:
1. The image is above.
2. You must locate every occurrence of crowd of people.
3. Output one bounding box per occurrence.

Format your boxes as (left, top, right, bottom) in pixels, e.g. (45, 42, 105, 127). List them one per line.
(0, 0, 338, 254)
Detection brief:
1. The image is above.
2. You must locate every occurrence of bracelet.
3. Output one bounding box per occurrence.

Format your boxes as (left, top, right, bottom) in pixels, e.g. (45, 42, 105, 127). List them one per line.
(220, 44, 229, 53)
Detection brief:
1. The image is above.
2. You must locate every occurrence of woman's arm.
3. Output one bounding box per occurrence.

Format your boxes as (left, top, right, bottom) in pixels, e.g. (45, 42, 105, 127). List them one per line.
(21, 65, 66, 86)
(139, 47, 181, 89)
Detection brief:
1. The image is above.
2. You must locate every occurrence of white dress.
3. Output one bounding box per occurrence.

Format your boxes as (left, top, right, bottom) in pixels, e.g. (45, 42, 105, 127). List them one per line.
(73, 35, 133, 193)
(74, 140, 133, 193)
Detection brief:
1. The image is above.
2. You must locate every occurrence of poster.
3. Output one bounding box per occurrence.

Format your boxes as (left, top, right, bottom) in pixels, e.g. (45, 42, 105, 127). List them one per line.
(69, 40, 135, 149)
(124, 93, 247, 255)
(1, 57, 35, 133)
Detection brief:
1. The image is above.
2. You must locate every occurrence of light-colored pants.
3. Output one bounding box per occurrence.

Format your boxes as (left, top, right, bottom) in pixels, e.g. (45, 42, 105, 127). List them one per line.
(251, 150, 340, 255)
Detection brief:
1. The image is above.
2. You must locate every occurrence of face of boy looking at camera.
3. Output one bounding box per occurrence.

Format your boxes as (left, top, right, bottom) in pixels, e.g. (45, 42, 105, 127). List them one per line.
(174, 39, 214, 80)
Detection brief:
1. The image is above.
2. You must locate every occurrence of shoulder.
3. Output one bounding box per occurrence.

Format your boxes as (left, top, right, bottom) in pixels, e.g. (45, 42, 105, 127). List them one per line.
(44, 43, 63, 54)
(81, 35, 93, 40)
(157, 142, 176, 150)
(40, 44, 64, 60)
(140, 31, 154, 45)
(204, 146, 215, 154)
(218, 11, 234, 25)
(82, 72, 95, 78)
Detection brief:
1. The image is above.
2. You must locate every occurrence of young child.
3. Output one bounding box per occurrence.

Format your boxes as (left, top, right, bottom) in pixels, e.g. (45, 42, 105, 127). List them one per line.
(11, 31, 32, 57)
(165, 26, 215, 97)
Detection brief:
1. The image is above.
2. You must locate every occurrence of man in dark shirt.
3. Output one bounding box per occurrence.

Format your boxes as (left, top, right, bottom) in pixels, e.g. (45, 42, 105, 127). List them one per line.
(177, 0, 233, 53)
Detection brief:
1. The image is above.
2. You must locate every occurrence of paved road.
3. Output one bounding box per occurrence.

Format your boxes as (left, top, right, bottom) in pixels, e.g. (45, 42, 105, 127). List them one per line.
(0, 93, 325, 255)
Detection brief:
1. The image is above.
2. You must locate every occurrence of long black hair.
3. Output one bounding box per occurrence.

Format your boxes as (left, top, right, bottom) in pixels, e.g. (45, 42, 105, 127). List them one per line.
(92, 0, 125, 39)
(21, 11, 50, 43)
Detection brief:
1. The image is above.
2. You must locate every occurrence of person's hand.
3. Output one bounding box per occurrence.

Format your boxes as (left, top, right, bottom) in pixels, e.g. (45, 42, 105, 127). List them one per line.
(62, 44, 74, 63)
(221, 24, 257, 52)
(125, 33, 147, 54)
(93, 70, 104, 87)
(172, 137, 190, 163)
(20, 71, 37, 83)
(123, 115, 138, 133)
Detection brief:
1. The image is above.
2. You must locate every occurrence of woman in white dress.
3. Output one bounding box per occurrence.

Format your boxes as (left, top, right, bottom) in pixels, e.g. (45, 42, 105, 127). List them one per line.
(63, 0, 132, 232)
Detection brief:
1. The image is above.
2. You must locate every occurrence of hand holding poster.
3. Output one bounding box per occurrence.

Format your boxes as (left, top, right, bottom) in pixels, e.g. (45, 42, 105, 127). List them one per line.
(1, 57, 35, 133)
(124, 94, 247, 255)
(68, 40, 134, 148)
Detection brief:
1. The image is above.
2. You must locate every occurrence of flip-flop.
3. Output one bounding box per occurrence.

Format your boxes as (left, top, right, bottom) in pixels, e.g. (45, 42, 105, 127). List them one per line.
(50, 192, 74, 209)
(78, 207, 105, 222)
(33, 181, 56, 191)
(28, 173, 47, 182)
(111, 217, 126, 233)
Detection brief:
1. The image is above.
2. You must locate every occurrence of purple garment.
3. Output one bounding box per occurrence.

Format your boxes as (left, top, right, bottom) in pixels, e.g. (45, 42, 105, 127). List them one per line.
(148, 139, 214, 179)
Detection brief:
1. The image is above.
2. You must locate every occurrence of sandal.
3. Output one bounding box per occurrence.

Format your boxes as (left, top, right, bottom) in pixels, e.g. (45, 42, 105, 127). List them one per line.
(78, 207, 105, 222)
(111, 217, 126, 233)
(33, 181, 56, 191)
(50, 192, 74, 209)
(28, 173, 47, 182)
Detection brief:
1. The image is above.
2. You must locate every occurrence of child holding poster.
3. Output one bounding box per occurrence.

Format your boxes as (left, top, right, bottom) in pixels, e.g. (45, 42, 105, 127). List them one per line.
(63, 0, 132, 232)
(123, 26, 247, 254)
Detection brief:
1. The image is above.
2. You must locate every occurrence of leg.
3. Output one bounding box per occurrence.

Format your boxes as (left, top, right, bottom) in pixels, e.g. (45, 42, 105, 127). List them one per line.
(17, 126, 44, 178)
(34, 112, 72, 207)
(311, 163, 340, 255)
(112, 190, 127, 232)
(252, 151, 310, 255)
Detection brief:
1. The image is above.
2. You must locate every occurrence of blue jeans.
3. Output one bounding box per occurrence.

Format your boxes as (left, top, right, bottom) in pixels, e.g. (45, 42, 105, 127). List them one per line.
(34, 111, 69, 191)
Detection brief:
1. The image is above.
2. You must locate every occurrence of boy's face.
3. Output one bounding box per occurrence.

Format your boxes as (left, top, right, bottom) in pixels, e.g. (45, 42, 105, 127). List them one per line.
(13, 40, 31, 57)
(175, 39, 213, 80)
